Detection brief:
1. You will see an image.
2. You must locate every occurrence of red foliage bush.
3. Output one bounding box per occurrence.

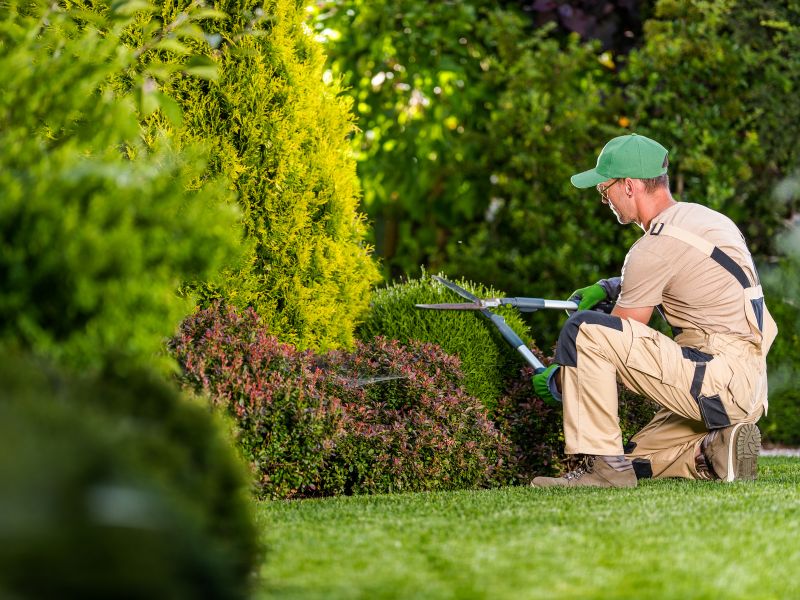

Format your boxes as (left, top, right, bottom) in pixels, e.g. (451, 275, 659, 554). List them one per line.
(318, 337, 513, 494)
(169, 304, 513, 499)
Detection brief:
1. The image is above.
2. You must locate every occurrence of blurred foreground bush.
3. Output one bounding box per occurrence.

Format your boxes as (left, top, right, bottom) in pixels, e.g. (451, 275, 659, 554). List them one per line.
(0, 354, 259, 599)
(170, 303, 514, 498)
(0, 6, 259, 597)
(0, 0, 243, 373)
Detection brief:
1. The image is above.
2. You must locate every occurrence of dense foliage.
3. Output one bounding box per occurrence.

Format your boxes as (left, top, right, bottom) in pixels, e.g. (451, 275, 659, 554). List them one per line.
(761, 174, 800, 443)
(170, 303, 516, 498)
(0, 0, 242, 372)
(317, 0, 799, 319)
(356, 272, 537, 412)
(0, 353, 259, 599)
(319, 0, 800, 443)
(108, 0, 381, 351)
(619, 0, 800, 256)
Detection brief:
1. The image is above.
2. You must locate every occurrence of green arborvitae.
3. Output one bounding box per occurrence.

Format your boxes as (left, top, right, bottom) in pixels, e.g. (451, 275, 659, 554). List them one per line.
(117, 0, 381, 351)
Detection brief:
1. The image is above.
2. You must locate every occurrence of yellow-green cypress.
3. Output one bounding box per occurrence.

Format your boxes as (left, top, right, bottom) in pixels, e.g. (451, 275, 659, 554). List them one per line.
(123, 0, 381, 350)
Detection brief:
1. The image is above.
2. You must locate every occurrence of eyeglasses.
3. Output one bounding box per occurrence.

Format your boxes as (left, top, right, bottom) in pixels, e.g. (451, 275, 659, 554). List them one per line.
(597, 179, 620, 203)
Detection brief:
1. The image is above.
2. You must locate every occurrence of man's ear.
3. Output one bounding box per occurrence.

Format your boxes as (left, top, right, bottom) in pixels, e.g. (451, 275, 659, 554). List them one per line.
(625, 178, 635, 196)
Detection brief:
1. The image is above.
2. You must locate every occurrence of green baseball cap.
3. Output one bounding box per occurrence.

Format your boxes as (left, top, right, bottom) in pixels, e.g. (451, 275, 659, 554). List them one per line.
(570, 133, 668, 188)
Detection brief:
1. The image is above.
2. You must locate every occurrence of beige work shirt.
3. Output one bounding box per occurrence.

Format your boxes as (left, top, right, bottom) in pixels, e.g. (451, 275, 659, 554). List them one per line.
(616, 202, 758, 343)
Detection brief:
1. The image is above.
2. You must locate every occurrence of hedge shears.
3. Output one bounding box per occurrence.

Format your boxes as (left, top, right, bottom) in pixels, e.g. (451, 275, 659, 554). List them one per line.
(414, 276, 576, 372)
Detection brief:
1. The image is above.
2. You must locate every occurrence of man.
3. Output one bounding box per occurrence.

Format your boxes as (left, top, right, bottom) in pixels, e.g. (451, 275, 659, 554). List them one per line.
(531, 133, 777, 488)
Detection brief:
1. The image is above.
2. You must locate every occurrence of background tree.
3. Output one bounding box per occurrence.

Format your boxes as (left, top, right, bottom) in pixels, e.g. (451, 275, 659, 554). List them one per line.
(318, 0, 800, 441)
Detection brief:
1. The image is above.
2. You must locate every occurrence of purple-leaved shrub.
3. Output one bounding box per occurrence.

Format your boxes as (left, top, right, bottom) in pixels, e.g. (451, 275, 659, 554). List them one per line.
(170, 304, 513, 499)
(319, 337, 513, 495)
(169, 304, 341, 499)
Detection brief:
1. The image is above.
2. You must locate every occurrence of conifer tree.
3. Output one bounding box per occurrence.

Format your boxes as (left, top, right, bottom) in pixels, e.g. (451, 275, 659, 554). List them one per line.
(125, 0, 381, 350)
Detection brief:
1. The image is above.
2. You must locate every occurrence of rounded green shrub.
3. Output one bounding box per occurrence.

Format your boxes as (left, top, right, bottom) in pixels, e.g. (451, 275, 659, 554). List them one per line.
(356, 271, 539, 413)
(0, 353, 259, 599)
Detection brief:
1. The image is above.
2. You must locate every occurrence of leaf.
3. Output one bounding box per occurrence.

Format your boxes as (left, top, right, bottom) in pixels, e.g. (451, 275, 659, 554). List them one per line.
(140, 86, 159, 116)
(144, 63, 181, 82)
(183, 65, 219, 80)
(153, 92, 183, 126)
(153, 38, 191, 55)
(183, 56, 219, 80)
(174, 22, 207, 42)
(110, 0, 154, 17)
(189, 9, 230, 22)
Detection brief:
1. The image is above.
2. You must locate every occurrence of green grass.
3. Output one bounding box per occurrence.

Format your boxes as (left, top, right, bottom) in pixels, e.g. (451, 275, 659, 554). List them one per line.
(255, 457, 800, 599)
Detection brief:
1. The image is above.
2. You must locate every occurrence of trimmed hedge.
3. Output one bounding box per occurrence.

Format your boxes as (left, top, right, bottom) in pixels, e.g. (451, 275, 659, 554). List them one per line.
(0, 353, 259, 599)
(170, 303, 514, 498)
(356, 271, 538, 413)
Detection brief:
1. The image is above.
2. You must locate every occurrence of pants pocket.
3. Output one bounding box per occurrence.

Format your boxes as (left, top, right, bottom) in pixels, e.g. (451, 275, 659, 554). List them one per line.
(625, 323, 687, 389)
(697, 394, 731, 429)
(700, 358, 748, 424)
(658, 334, 688, 388)
(626, 321, 662, 379)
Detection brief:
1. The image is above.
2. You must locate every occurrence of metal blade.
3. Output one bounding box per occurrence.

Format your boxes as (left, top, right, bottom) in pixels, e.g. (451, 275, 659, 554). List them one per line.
(349, 375, 407, 387)
(432, 275, 481, 302)
(415, 302, 485, 310)
(431, 275, 545, 372)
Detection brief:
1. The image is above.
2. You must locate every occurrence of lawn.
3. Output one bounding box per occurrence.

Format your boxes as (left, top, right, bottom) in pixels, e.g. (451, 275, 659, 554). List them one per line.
(255, 457, 800, 599)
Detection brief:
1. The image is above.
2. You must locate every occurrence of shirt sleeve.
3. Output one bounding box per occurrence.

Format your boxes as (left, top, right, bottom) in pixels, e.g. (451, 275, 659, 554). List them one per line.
(615, 243, 673, 309)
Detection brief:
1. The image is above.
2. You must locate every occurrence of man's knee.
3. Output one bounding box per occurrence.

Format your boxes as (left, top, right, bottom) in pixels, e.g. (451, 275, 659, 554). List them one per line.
(555, 311, 624, 367)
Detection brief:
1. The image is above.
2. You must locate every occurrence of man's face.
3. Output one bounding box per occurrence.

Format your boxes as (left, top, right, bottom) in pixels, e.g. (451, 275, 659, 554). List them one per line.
(597, 178, 634, 225)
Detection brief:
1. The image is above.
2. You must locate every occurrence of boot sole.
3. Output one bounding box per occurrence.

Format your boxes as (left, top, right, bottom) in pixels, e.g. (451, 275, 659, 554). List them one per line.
(728, 423, 761, 482)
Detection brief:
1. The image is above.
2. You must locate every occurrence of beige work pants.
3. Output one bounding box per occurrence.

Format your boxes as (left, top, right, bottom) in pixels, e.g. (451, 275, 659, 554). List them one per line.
(556, 312, 765, 479)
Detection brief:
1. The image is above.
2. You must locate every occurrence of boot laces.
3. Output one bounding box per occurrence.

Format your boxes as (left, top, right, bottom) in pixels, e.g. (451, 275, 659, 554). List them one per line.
(563, 455, 594, 481)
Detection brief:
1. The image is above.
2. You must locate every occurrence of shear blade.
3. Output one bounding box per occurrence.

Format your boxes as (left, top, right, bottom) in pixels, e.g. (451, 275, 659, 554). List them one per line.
(415, 303, 483, 310)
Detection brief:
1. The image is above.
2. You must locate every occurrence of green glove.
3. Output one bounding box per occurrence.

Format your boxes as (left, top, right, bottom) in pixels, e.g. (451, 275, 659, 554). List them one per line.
(568, 283, 607, 311)
(532, 364, 562, 405)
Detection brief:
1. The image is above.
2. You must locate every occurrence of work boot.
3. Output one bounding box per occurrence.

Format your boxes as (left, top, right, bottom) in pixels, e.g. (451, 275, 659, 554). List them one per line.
(531, 455, 637, 488)
(701, 423, 761, 482)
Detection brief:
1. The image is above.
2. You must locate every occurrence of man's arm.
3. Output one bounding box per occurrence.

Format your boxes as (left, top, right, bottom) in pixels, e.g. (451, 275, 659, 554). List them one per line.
(612, 304, 654, 325)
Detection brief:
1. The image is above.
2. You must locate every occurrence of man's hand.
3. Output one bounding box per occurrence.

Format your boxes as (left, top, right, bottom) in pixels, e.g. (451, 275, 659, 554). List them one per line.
(568, 283, 607, 311)
(532, 364, 562, 405)
(568, 277, 621, 313)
